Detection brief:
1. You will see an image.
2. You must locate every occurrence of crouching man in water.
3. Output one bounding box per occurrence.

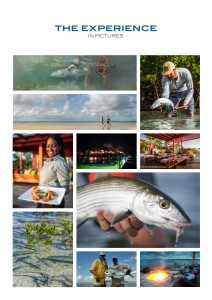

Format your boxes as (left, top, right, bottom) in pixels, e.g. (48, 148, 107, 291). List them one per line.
(90, 252, 108, 287)
(161, 61, 195, 118)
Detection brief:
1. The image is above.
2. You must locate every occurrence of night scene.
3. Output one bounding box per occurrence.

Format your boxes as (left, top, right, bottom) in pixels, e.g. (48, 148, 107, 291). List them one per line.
(77, 134, 137, 169)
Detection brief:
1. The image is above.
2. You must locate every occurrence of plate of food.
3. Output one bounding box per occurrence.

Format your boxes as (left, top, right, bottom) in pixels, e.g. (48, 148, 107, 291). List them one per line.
(18, 186, 66, 205)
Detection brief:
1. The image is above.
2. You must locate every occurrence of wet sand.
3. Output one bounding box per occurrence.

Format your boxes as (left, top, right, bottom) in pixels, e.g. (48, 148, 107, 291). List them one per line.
(13, 122, 137, 130)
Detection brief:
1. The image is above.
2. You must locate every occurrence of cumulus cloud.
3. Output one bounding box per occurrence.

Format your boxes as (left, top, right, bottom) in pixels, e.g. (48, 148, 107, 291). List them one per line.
(77, 275, 83, 281)
(14, 94, 69, 105)
(13, 94, 136, 121)
(13, 94, 74, 120)
(123, 256, 136, 263)
(81, 94, 136, 119)
(63, 100, 71, 111)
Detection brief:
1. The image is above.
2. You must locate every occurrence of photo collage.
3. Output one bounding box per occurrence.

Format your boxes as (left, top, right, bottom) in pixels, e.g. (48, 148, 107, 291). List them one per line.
(13, 55, 200, 287)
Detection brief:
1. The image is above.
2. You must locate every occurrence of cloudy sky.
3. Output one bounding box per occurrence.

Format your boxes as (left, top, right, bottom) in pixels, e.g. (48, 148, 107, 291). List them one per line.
(13, 94, 136, 122)
(77, 251, 137, 283)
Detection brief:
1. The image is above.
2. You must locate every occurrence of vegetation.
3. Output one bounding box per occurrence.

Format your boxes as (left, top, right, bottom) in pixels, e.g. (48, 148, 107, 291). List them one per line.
(13, 152, 32, 170)
(140, 141, 151, 154)
(148, 136, 164, 149)
(140, 136, 183, 154)
(61, 221, 73, 236)
(24, 221, 73, 246)
(140, 55, 200, 82)
(61, 221, 73, 247)
(24, 222, 57, 245)
(140, 55, 200, 109)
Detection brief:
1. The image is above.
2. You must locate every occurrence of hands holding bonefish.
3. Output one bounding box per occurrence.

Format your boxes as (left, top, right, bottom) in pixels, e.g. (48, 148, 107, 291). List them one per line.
(77, 176, 191, 246)
(96, 209, 170, 247)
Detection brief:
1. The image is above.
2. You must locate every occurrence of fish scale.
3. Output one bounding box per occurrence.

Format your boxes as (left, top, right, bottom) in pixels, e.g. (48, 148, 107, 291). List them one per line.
(78, 190, 132, 214)
(151, 98, 174, 110)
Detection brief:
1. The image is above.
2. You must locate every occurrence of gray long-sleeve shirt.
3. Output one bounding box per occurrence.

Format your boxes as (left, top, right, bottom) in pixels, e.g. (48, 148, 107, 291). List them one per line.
(40, 154, 70, 193)
(162, 68, 194, 105)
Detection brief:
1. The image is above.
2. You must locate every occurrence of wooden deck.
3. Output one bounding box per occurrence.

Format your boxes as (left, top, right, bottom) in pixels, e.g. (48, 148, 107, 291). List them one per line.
(165, 156, 188, 169)
(140, 153, 200, 169)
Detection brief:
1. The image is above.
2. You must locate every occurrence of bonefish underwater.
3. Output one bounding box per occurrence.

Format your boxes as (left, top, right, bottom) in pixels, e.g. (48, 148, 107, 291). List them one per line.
(50, 66, 89, 79)
(77, 177, 192, 244)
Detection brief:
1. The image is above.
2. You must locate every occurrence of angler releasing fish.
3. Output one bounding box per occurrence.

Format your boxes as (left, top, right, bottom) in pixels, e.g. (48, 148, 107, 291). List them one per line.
(77, 177, 191, 243)
(151, 98, 174, 110)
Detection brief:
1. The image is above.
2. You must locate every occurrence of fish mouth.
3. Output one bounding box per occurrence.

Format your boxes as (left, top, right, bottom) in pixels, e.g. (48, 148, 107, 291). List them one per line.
(162, 216, 192, 227)
(50, 72, 58, 77)
(175, 222, 192, 227)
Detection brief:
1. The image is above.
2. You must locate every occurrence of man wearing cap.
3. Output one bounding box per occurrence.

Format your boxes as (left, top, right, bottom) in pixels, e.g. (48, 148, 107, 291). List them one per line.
(108, 257, 132, 287)
(90, 252, 108, 287)
(161, 61, 195, 118)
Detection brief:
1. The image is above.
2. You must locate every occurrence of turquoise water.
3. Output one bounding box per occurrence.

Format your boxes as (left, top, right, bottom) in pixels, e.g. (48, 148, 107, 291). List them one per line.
(13, 212, 73, 287)
(77, 281, 136, 287)
(13, 56, 137, 90)
(140, 258, 200, 269)
(141, 110, 200, 130)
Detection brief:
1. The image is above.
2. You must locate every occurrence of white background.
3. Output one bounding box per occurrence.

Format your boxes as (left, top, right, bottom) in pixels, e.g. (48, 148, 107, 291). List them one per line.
(0, 0, 212, 298)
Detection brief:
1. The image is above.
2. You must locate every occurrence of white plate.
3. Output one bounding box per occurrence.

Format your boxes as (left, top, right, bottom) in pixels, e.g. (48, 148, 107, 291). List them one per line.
(18, 186, 66, 205)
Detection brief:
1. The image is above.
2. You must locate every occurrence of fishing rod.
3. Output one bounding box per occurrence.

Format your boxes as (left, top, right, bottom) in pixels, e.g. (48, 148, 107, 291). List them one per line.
(175, 106, 187, 110)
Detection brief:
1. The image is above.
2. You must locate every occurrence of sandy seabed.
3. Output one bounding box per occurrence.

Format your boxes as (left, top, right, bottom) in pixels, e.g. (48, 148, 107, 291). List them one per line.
(13, 122, 137, 130)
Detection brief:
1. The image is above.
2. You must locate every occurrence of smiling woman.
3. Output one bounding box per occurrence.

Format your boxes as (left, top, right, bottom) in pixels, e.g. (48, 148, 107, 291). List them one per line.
(13, 133, 73, 208)
(39, 135, 70, 208)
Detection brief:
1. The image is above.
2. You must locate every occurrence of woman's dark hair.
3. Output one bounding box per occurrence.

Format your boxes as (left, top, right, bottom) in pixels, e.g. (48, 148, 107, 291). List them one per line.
(46, 134, 65, 158)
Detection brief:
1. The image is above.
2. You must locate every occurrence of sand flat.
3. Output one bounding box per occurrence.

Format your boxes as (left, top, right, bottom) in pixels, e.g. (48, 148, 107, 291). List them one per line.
(13, 122, 137, 130)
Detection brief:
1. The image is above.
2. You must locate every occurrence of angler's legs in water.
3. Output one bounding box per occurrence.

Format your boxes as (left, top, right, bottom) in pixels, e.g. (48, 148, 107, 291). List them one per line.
(186, 98, 195, 117)
(96, 210, 170, 247)
(165, 95, 181, 118)
(165, 92, 195, 118)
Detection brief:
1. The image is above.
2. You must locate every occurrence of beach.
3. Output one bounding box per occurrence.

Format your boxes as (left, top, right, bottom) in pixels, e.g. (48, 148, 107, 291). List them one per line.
(13, 122, 137, 130)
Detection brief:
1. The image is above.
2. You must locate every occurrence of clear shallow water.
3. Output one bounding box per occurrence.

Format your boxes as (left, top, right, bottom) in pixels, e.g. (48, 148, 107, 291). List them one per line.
(13, 56, 136, 90)
(141, 110, 200, 130)
(140, 258, 200, 269)
(13, 212, 73, 287)
(77, 281, 136, 287)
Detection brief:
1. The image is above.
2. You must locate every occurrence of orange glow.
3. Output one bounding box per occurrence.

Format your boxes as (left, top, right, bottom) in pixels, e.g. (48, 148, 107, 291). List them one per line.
(146, 271, 169, 281)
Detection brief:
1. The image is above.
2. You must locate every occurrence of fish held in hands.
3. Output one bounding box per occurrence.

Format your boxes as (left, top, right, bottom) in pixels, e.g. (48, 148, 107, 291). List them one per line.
(151, 98, 174, 110)
(77, 177, 192, 243)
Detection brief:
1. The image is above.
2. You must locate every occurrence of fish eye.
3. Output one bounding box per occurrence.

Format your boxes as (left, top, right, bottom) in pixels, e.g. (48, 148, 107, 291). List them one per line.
(159, 199, 170, 209)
